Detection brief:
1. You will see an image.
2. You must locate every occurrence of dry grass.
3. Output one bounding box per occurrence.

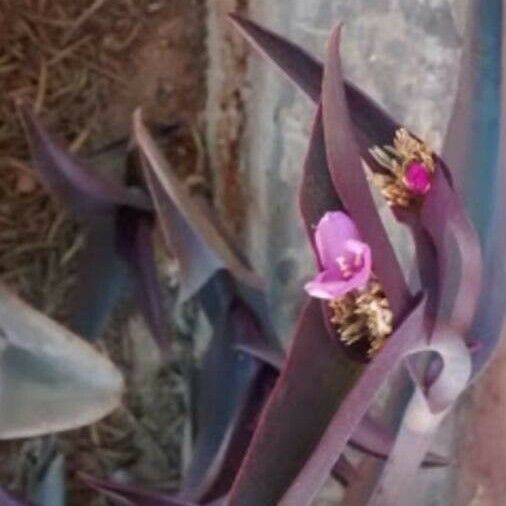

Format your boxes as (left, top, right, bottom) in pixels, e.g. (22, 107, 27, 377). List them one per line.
(0, 0, 207, 503)
(0, 0, 157, 311)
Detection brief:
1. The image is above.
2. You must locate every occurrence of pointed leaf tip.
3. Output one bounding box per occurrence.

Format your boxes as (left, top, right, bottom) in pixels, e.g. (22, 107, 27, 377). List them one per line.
(133, 109, 263, 300)
(228, 14, 322, 103)
(17, 103, 152, 218)
(321, 23, 410, 319)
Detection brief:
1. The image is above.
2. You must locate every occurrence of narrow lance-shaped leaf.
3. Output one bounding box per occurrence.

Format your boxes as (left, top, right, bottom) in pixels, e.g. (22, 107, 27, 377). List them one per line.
(444, 0, 506, 376)
(133, 109, 262, 301)
(117, 150, 171, 352)
(71, 214, 129, 340)
(19, 105, 169, 350)
(228, 299, 363, 506)
(230, 292, 426, 506)
(17, 103, 151, 216)
(18, 105, 133, 341)
(321, 25, 410, 319)
(277, 298, 427, 506)
(133, 111, 282, 502)
(228, 14, 454, 186)
(179, 273, 273, 502)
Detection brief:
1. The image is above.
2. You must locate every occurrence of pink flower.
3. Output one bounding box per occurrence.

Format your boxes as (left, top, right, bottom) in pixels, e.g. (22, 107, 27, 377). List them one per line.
(403, 162, 432, 195)
(305, 211, 372, 300)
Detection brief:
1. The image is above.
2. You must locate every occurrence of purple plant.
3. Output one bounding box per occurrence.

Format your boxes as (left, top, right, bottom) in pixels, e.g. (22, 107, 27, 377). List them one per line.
(9, 1, 506, 504)
(222, 13, 486, 506)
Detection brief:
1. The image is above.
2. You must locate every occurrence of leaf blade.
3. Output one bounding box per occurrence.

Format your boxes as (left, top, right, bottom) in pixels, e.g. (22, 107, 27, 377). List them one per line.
(0, 284, 123, 439)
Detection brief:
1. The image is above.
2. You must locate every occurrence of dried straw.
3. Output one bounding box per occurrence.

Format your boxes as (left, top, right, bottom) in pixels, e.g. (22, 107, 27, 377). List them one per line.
(0, 2, 202, 504)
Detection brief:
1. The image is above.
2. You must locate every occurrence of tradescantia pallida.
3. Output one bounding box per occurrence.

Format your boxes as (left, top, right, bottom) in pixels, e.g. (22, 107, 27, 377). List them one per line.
(83, 4, 501, 506)
(12, 1, 505, 504)
(77, 108, 444, 506)
(225, 7, 499, 506)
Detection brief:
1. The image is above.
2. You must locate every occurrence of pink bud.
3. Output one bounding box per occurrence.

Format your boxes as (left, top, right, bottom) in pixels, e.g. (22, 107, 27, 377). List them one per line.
(403, 162, 432, 195)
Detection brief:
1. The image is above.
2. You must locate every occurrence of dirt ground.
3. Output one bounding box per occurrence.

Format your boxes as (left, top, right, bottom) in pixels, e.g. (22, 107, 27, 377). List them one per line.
(0, 0, 207, 504)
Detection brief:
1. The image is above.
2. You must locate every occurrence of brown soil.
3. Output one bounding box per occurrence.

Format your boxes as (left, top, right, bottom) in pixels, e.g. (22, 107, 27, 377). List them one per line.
(0, 0, 207, 504)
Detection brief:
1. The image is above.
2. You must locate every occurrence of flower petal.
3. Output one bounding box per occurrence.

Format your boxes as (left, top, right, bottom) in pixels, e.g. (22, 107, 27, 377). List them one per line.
(314, 211, 361, 270)
(305, 261, 370, 302)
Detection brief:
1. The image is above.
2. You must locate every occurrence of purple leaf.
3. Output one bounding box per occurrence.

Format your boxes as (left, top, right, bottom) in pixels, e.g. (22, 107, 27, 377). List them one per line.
(228, 294, 426, 506)
(71, 215, 129, 340)
(133, 109, 261, 301)
(277, 296, 427, 505)
(226, 16, 379, 156)
(368, 324, 471, 506)
(228, 15, 453, 185)
(116, 206, 171, 353)
(321, 26, 410, 319)
(228, 299, 363, 506)
(180, 273, 278, 502)
(132, 111, 283, 501)
(17, 104, 151, 217)
(18, 104, 169, 349)
(419, 169, 482, 337)
(350, 414, 448, 468)
(443, 0, 506, 376)
(228, 14, 322, 103)
(299, 105, 345, 235)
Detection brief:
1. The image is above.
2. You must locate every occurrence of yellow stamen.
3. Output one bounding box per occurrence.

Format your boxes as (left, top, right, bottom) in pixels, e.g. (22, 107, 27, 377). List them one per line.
(369, 128, 435, 208)
(328, 277, 393, 357)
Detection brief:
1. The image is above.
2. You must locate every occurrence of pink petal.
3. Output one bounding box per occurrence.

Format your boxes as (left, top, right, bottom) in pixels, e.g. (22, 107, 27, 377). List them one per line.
(305, 243, 371, 300)
(314, 211, 360, 270)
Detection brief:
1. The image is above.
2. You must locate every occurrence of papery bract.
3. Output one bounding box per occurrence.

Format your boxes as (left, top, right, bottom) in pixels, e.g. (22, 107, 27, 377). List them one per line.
(305, 211, 371, 300)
